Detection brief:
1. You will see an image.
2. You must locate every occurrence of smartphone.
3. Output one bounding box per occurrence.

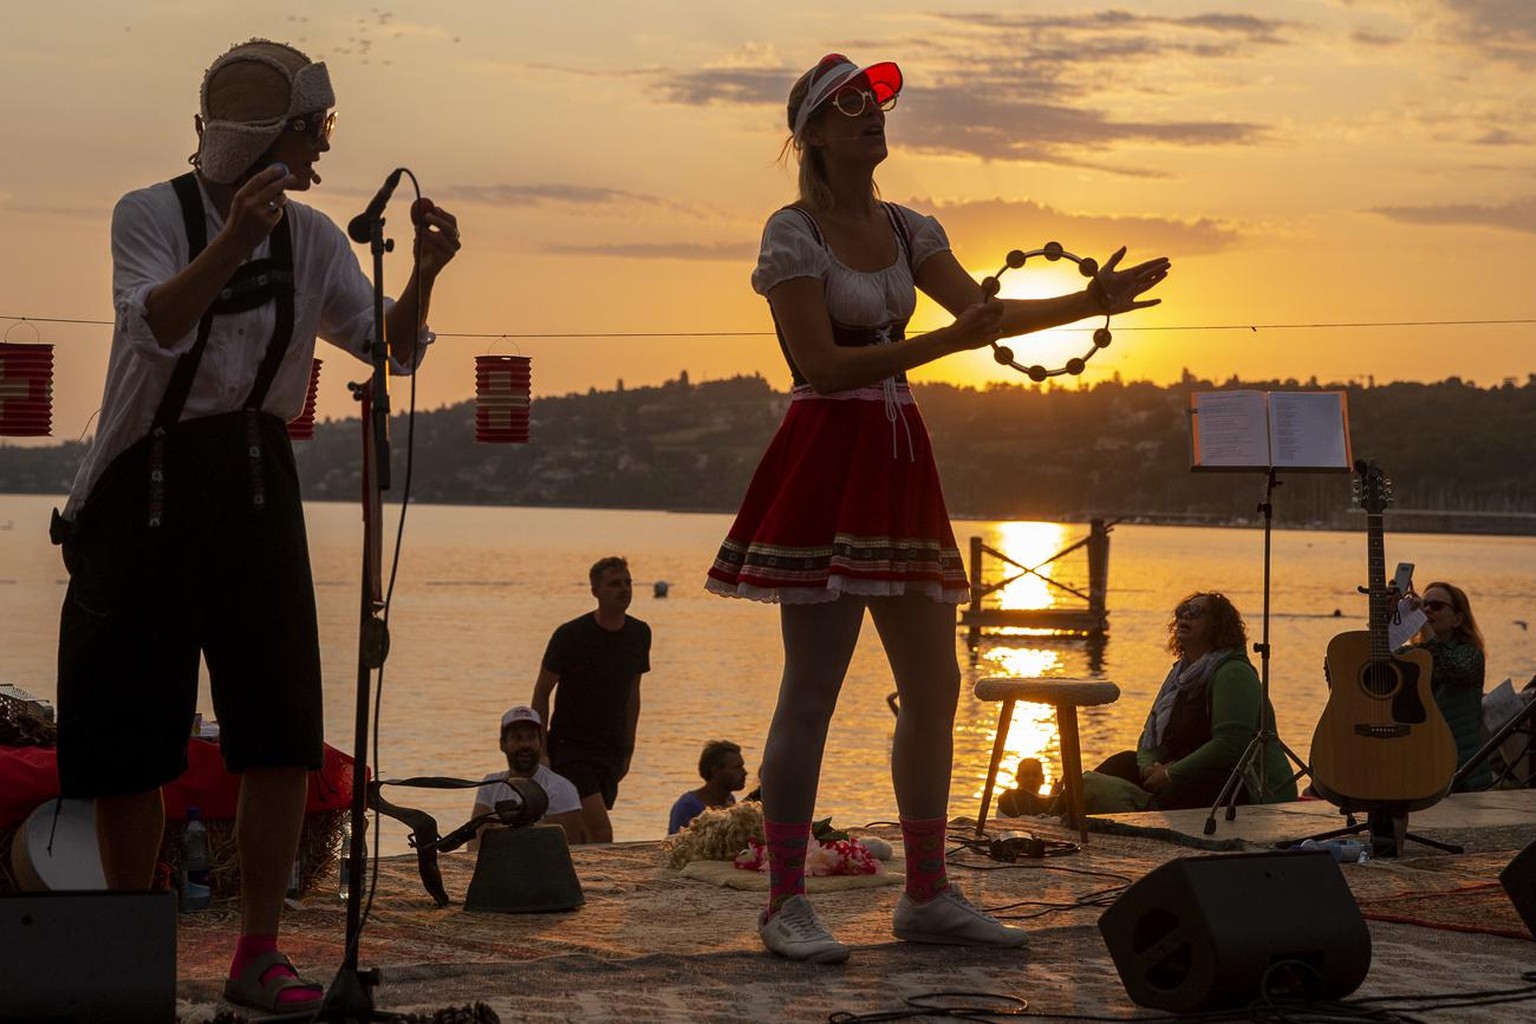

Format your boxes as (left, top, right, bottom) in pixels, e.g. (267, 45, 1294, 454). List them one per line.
(1392, 561, 1414, 593)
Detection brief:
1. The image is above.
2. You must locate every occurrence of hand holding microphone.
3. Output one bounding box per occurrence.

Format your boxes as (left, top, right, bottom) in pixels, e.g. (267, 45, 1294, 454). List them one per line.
(224, 162, 293, 250)
(409, 195, 463, 275)
(346, 168, 461, 269)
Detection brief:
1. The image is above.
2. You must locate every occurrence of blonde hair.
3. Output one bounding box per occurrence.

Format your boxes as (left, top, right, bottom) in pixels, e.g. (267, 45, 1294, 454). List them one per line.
(779, 61, 877, 213)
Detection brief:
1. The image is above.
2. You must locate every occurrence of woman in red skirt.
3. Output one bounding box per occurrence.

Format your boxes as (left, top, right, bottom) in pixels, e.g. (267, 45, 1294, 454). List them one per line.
(706, 53, 1170, 963)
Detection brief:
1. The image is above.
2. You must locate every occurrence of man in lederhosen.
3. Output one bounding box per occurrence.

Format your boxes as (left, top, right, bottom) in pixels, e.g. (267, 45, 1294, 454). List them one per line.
(52, 38, 461, 1012)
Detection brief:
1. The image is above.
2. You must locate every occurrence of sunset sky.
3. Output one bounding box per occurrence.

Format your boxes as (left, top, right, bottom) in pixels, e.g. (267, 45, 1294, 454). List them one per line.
(3, 0, 1534, 444)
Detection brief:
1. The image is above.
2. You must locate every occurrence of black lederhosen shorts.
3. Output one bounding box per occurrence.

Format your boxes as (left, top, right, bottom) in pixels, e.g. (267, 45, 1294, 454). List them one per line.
(56, 411, 324, 797)
(549, 755, 623, 810)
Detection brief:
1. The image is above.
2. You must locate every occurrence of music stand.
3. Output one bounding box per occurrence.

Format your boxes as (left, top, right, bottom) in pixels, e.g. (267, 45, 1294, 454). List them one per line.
(1453, 681, 1536, 790)
(1185, 391, 1352, 834)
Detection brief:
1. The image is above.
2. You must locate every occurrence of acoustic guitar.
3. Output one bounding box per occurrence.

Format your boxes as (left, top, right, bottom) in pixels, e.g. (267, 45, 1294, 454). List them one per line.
(1309, 460, 1456, 811)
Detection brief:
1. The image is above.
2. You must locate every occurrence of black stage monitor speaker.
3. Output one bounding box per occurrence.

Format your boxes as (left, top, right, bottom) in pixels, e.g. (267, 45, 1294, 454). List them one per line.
(1098, 850, 1371, 1013)
(0, 890, 176, 1023)
(1500, 839, 1536, 938)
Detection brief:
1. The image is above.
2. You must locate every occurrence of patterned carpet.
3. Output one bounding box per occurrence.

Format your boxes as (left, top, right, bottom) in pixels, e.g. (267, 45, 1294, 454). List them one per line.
(163, 819, 1536, 1022)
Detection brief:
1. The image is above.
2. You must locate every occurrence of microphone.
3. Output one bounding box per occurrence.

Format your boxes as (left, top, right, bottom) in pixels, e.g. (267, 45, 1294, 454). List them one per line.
(347, 167, 405, 243)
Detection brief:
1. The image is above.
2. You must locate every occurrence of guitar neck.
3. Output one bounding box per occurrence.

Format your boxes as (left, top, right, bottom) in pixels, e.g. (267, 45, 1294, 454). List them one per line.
(1366, 510, 1390, 659)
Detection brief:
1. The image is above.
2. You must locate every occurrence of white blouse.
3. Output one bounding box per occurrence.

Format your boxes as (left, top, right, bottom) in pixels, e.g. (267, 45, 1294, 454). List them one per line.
(750, 204, 951, 328)
(66, 177, 432, 517)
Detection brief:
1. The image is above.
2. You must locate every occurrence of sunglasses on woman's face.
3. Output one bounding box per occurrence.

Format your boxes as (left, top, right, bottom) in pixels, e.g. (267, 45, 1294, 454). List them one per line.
(1175, 603, 1208, 620)
(1422, 599, 1453, 613)
(830, 86, 898, 118)
(288, 110, 336, 147)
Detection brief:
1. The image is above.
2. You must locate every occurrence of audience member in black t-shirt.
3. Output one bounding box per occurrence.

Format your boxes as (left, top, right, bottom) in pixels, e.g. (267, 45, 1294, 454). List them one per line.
(531, 556, 652, 842)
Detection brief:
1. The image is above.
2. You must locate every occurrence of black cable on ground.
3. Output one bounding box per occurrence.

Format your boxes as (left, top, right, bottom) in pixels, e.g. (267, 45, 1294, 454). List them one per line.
(826, 967, 1536, 1024)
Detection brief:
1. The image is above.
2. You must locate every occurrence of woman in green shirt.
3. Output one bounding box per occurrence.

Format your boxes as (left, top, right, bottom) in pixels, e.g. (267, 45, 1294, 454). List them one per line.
(1402, 581, 1490, 791)
(1095, 592, 1297, 809)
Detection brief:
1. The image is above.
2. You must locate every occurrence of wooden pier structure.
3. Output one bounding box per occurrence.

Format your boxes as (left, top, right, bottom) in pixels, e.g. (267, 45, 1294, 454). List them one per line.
(960, 518, 1112, 650)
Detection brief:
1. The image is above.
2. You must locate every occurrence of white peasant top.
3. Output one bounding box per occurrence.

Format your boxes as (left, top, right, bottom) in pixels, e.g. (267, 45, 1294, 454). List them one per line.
(750, 203, 952, 328)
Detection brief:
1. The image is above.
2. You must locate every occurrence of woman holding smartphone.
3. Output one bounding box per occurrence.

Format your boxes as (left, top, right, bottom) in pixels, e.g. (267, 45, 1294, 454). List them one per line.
(1401, 581, 1490, 791)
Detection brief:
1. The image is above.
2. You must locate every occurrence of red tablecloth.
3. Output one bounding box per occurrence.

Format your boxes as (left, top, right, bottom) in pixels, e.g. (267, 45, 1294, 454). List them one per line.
(0, 739, 356, 828)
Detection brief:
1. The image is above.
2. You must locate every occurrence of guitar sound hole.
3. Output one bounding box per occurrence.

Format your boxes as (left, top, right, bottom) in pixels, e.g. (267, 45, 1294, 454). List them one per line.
(1360, 663, 1399, 698)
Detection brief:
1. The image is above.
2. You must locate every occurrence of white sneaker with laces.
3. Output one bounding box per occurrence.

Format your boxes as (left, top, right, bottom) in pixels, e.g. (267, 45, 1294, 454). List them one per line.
(758, 894, 851, 963)
(892, 886, 1029, 947)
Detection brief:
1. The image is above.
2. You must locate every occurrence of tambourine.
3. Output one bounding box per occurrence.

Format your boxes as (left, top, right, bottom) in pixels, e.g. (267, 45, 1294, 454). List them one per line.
(981, 242, 1113, 382)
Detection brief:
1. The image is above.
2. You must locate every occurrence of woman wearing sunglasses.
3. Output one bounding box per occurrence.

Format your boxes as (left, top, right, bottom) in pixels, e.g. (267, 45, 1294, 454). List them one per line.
(705, 53, 1169, 963)
(1401, 582, 1491, 791)
(1091, 593, 1296, 814)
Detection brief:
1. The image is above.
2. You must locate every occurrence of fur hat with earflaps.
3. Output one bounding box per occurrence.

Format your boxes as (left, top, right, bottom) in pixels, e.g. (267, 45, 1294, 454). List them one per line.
(195, 39, 334, 183)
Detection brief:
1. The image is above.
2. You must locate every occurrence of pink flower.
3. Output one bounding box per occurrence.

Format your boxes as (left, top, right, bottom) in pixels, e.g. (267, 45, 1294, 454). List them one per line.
(730, 835, 882, 876)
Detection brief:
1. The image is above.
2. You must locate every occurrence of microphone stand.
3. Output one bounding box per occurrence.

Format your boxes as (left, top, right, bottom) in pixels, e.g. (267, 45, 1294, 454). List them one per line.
(263, 208, 405, 1023)
(323, 206, 401, 1021)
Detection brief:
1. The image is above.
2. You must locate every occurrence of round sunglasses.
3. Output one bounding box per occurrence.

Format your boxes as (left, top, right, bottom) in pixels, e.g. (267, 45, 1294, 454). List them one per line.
(829, 86, 898, 118)
(288, 110, 336, 147)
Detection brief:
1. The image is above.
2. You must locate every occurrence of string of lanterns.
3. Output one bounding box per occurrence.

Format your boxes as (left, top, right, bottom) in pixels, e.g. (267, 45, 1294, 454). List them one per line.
(0, 327, 531, 447)
(0, 324, 54, 437)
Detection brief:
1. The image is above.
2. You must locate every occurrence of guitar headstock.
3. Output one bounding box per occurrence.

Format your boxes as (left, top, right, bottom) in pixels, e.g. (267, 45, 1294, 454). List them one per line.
(1353, 458, 1393, 514)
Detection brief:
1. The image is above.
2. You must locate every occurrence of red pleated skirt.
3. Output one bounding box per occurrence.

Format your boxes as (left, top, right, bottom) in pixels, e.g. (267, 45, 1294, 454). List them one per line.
(705, 384, 969, 604)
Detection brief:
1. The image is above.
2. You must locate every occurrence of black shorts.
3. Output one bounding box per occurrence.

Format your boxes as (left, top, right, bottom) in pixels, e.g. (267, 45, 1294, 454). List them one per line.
(56, 412, 324, 797)
(551, 757, 622, 810)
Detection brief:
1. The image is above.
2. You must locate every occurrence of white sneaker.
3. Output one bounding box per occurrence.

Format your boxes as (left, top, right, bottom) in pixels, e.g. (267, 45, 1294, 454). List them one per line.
(758, 894, 851, 964)
(892, 886, 1029, 947)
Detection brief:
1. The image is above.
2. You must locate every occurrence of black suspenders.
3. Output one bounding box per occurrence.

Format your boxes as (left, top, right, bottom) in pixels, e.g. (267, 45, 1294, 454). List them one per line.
(146, 173, 297, 526)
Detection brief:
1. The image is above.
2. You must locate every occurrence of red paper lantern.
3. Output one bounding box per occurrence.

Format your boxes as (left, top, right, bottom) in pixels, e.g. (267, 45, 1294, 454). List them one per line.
(287, 358, 322, 440)
(475, 354, 531, 443)
(0, 342, 54, 437)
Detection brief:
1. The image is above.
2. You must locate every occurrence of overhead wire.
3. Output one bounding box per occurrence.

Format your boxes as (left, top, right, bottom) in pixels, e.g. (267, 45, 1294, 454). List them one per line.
(3, 313, 1536, 339)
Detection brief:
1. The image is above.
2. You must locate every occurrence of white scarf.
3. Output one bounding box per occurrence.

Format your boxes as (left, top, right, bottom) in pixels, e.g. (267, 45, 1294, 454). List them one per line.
(1139, 648, 1235, 751)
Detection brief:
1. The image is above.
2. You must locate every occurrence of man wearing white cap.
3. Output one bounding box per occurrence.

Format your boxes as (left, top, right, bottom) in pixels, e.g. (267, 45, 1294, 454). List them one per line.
(51, 38, 462, 1012)
(471, 706, 585, 846)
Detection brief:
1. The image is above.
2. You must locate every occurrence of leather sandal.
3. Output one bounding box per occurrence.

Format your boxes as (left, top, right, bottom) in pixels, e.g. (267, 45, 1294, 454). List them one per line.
(223, 949, 324, 1012)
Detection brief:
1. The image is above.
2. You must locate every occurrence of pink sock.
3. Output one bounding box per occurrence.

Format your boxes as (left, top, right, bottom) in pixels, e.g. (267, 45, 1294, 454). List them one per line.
(231, 934, 321, 1007)
(900, 816, 950, 902)
(763, 818, 811, 918)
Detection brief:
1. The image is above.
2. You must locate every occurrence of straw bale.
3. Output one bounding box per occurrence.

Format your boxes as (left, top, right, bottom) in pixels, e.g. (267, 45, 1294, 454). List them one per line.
(158, 808, 348, 902)
(2, 808, 346, 898)
(0, 827, 17, 891)
(0, 694, 54, 891)
(0, 690, 55, 747)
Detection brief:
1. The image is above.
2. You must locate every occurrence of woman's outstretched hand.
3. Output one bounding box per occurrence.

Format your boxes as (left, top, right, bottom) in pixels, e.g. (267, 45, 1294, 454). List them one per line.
(1089, 247, 1171, 314)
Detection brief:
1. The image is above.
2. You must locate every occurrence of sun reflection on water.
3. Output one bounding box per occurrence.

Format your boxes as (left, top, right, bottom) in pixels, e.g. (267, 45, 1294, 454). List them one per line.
(993, 521, 1069, 611)
(967, 521, 1083, 799)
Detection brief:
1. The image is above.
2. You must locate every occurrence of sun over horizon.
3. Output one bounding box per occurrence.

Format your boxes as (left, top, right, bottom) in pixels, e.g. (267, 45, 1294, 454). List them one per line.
(2, 1, 1533, 444)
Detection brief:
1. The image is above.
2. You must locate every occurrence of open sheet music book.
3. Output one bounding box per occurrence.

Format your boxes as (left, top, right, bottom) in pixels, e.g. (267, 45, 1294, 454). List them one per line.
(1189, 390, 1352, 471)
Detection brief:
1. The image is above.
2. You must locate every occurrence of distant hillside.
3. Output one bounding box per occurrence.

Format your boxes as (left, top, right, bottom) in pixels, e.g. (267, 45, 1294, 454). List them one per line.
(6, 372, 1536, 533)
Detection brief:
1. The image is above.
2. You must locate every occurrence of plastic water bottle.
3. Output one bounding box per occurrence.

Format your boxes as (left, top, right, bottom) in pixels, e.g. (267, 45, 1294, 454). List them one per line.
(338, 821, 365, 901)
(1333, 839, 1371, 864)
(1298, 838, 1370, 864)
(179, 807, 212, 912)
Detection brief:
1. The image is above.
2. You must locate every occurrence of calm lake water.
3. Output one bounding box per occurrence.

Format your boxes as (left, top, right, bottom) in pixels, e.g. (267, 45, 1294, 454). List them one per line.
(3, 493, 1534, 856)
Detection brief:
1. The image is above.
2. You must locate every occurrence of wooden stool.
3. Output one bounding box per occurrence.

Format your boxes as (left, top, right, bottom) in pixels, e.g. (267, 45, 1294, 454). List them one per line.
(974, 677, 1120, 843)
